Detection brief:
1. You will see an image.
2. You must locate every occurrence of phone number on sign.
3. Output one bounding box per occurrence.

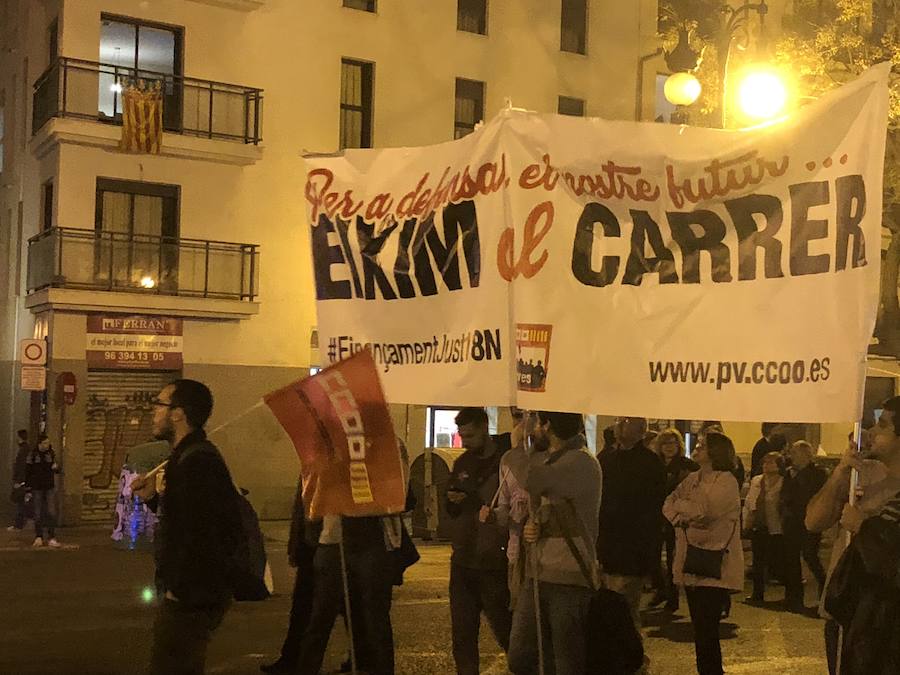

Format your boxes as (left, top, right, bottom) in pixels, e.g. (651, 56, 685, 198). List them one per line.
(104, 351, 167, 362)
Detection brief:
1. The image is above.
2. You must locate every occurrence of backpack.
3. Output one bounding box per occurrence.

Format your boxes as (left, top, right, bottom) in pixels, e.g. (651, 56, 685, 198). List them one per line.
(231, 487, 271, 601)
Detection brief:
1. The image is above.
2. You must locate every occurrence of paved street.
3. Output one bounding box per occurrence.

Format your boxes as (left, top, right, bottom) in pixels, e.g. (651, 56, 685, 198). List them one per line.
(0, 525, 828, 674)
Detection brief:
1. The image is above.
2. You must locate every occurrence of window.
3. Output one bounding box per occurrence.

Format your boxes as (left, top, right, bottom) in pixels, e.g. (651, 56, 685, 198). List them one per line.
(560, 0, 587, 54)
(41, 181, 53, 231)
(425, 406, 498, 447)
(340, 59, 374, 149)
(95, 179, 179, 290)
(558, 96, 585, 116)
(99, 15, 183, 131)
(458, 0, 487, 34)
(343, 0, 376, 11)
(454, 78, 484, 139)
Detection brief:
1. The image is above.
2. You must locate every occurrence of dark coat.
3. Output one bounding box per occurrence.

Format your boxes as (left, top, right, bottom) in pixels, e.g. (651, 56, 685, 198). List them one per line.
(445, 433, 511, 570)
(24, 446, 57, 491)
(780, 463, 827, 535)
(12, 441, 29, 484)
(152, 430, 243, 608)
(598, 443, 667, 576)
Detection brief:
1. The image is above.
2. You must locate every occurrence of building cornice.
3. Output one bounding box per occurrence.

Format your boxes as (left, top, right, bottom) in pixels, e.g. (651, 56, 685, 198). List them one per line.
(26, 288, 260, 321)
(30, 118, 264, 166)
(184, 0, 265, 11)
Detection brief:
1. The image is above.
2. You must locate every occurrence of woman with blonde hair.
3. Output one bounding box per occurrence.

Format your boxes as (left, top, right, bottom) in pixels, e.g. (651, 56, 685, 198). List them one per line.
(650, 428, 698, 610)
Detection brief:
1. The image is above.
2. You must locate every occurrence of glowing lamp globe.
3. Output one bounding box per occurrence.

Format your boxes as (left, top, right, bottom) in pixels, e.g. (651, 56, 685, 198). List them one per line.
(737, 70, 788, 120)
(664, 72, 702, 107)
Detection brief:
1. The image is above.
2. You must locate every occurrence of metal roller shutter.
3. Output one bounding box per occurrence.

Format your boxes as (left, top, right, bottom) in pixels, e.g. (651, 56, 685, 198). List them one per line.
(82, 370, 177, 522)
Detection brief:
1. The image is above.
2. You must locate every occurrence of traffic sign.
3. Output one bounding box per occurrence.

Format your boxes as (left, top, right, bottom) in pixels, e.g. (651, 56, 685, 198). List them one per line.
(20, 339, 47, 366)
(21, 366, 47, 391)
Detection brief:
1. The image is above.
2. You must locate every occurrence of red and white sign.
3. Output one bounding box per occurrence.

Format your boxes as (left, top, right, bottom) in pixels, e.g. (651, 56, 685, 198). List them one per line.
(86, 315, 183, 370)
(20, 339, 47, 366)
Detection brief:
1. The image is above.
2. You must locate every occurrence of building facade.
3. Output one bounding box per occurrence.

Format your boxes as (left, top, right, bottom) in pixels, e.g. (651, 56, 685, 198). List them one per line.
(0, 0, 660, 523)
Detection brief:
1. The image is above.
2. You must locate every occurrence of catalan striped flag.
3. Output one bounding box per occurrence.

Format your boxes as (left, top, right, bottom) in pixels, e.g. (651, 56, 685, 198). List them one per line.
(119, 81, 163, 154)
(264, 349, 406, 519)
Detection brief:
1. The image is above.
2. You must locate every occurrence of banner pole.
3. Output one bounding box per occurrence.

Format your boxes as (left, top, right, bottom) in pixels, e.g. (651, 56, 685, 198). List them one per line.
(529, 511, 546, 675)
(836, 420, 863, 675)
(338, 531, 358, 675)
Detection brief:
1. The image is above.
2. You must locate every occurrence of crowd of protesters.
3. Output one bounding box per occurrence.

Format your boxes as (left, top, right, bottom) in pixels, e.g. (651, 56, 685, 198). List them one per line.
(24, 382, 897, 675)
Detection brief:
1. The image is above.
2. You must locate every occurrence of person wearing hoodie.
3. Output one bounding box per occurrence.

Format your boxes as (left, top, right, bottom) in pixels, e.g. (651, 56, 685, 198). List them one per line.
(507, 411, 602, 675)
(24, 433, 61, 548)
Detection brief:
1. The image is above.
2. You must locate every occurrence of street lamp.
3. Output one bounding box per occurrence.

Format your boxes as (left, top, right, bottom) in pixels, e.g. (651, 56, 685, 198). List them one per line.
(663, 25, 703, 124)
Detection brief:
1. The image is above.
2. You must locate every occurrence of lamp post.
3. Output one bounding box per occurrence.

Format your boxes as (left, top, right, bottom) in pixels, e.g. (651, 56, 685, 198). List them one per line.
(663, 1, 783, 128)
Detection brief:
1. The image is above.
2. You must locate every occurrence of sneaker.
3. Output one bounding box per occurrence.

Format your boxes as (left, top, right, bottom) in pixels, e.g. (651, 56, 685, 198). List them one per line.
(32, 537, 43, 547)
(6, 525, 22, 532)
(47, 538, 61, 548)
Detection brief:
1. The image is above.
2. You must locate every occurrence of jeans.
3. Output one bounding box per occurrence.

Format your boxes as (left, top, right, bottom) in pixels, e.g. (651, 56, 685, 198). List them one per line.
(32, 489, 56, 539)
(507, 579, 593, 675)
(602, 573, 644, 633)
(449, 564, 511, 675)
(750, 532, 785, 599)
(148, 598, 229, 675)
(685, 586, 727, 675)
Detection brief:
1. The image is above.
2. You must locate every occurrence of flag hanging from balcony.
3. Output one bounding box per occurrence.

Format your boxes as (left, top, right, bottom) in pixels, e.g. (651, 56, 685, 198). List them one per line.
(263, 349, 406, 519)
(120, 81, 163, 154)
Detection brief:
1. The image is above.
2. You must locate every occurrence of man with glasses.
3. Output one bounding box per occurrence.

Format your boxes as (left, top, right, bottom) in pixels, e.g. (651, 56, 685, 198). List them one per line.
(131, 379, 243, 675)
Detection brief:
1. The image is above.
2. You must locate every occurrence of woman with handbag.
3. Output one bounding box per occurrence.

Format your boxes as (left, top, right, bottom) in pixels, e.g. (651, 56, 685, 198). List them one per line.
(663, 432, 743, 675)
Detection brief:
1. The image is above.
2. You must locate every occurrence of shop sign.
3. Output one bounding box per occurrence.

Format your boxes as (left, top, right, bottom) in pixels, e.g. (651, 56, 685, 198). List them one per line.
(87, 315, 183, 370)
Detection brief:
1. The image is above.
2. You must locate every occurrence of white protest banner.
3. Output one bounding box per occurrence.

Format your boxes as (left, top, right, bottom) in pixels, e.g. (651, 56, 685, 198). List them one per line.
(304, 64, 890, 423)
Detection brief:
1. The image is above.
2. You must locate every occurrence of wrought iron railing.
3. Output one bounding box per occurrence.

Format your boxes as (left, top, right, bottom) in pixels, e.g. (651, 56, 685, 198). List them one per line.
(28, 227, 259, 301)
(32, 57, 263, 144)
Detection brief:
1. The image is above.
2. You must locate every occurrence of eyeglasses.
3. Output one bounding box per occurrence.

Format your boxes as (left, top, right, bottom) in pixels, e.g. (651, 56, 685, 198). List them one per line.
(151, 398, 173, 408)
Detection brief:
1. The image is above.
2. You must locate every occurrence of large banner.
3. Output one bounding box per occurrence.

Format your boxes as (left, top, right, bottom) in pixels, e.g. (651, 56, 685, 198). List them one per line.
(304, 65, 890, 423)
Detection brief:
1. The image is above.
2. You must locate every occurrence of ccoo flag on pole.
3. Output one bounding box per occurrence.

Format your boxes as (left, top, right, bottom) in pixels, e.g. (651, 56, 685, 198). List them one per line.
(263, 349, 406, 519)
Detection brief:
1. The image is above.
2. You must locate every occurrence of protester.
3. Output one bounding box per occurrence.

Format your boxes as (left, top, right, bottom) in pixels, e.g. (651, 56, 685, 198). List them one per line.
(7, 429, 30, 532)
(597, 416, 666, 633)
(25, 433, 60, 548)
(780, 440, 827, 611)
(749, 423, 780, 478)
(807, 399, 900, 675)
(480, 408, 546, 605)
(742, 451, 785, 604)
(131, 379, 244, 675)
(507, 411, 602, 675)
(445, 407, 512, 675)
(650, 428, 698, 611)
(700, 422, 744, 489)
(260, 478, 316, 674)
(663, 432, 743, 675)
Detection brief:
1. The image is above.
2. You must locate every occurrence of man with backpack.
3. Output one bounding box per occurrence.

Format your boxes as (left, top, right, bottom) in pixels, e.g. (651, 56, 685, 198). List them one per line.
(507, 411, 605, 675)
(131, 379, 244, 675)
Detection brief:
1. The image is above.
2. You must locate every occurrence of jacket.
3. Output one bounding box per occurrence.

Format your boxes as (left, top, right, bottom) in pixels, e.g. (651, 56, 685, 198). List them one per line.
(780, 463, 827, 535)
(597, 442, 666, 575)
(826, 493, 900, 674)
(12, 441, 29, 485)
(527, 436, 602, 587)
(152, 429, 243, 608)
(445, 434, 511, 570)
(24, 446, 57, 491)
(663, 469, 744, 591)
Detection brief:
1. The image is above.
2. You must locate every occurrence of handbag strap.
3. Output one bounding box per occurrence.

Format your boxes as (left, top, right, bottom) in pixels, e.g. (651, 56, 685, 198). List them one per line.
(553, 499, 599, 590)
(682, 519, 738, 552)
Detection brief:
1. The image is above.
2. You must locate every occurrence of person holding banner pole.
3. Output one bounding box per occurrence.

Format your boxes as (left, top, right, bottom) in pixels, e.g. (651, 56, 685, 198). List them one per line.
(445, 407, 512, 675)
(507, 411, 602, 675)
(806, 399, 900, 675)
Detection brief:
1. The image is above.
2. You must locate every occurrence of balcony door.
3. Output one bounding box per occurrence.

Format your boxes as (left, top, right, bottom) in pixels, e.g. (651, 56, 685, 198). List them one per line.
(95, 179, 179, 292)
(99, 16, 183, 131)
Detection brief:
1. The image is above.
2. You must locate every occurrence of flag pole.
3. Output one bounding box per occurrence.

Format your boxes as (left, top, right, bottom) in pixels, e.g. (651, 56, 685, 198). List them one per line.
(529, 515, 546, 675)
(836, 420, 863, 675)
(339, 528, 358, 675)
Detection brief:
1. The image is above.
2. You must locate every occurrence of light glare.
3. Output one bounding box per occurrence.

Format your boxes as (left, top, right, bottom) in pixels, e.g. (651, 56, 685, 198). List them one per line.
(737, 70, 788, 120)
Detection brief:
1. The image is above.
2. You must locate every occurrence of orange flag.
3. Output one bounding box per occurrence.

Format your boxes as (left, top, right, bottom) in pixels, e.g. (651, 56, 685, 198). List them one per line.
(264, 349, 405, 519)
(120, 82, 163, 154)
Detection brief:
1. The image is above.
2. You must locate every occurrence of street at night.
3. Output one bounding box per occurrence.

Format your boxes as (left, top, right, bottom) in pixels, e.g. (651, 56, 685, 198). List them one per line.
(0, 525, 828, 674)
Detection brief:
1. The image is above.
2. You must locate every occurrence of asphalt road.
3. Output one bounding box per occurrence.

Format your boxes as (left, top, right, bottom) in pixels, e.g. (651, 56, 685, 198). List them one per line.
(0, 525, 829, 674)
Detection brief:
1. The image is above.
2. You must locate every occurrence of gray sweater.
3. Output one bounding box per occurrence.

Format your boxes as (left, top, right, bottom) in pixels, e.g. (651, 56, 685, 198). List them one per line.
(526, 436, 602, 587)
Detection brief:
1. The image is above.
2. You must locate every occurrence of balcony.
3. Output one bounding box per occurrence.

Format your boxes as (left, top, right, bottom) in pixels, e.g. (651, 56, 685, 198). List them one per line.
(32, 57, 263, 149)
(26, 228, 260, 319)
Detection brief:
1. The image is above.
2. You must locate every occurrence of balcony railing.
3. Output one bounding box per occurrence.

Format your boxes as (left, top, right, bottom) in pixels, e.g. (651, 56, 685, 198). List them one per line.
(28, 227, 259, 301)
(32, 57, 263, 144)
